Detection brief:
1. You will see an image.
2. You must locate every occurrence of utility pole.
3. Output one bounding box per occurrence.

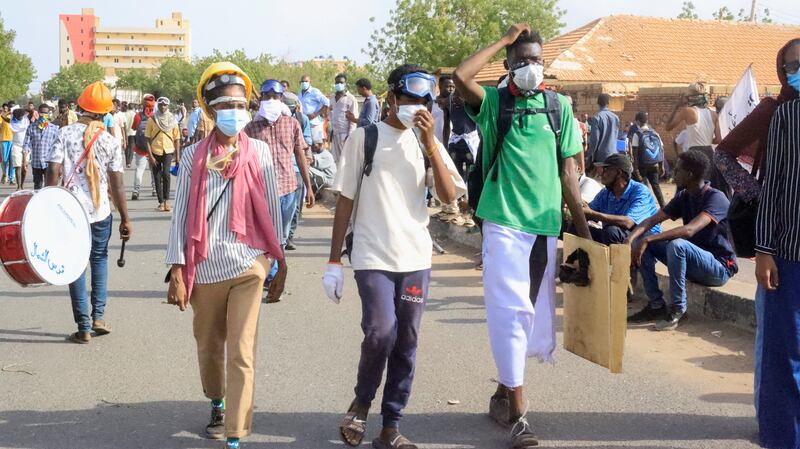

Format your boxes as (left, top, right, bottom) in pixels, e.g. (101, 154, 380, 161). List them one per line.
(749, 0, 757, 22)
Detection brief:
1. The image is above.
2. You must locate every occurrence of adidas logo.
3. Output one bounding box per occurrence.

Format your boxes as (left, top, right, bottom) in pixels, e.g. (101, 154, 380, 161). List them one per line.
(401, 285, 424, 303)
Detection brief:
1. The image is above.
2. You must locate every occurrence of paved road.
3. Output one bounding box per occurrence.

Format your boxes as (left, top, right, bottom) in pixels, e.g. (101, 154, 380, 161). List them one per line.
(0, 169, 759, 449)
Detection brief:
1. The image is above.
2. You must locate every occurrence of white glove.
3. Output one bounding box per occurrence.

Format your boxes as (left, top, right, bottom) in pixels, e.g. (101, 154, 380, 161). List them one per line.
(322, 263, 344, 304)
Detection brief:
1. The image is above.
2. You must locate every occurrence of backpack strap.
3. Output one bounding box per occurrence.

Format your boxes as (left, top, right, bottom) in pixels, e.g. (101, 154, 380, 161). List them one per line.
(490, 87, 515, 181)
(363, 123, 378, 176)
(542, 89, 563, 173)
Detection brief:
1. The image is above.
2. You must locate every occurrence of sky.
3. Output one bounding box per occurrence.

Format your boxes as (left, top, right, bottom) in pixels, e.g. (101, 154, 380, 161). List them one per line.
(2, 0, 799, 92)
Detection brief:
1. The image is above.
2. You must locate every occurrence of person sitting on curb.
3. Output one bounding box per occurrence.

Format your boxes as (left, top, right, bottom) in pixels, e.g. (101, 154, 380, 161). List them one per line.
(579, 153, 660, 245)
(625, 150, 738, 331)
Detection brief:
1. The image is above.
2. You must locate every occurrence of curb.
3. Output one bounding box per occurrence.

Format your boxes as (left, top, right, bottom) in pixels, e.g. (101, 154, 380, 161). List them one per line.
(428, 217, 756, 332)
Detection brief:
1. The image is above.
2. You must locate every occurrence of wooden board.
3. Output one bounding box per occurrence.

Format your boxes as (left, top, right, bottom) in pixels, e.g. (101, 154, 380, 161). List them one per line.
(562, 233, 630, 373)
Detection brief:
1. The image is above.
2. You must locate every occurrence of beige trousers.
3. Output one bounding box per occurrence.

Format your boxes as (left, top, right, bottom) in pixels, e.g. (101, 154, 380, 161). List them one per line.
(191, 255, 270, 438)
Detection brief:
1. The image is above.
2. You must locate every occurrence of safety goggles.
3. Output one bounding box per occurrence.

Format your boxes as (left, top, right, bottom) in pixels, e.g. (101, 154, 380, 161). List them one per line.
(204, 73, 247, 93)
(783, 60, 800, 75)
(260, 79, 284, 95)
(392, 72, 436, 101)
(156, 97, 170, 105)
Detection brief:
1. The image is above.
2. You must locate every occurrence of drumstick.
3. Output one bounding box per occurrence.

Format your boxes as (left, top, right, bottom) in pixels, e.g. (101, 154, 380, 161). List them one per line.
(117, 240, 126, 268)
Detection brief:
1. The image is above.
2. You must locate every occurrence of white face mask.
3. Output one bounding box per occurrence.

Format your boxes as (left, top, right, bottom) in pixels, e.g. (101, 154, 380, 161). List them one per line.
(396, 104, 426, 129)
(511, 63, 545, 92)
(258, 99, 283, 122)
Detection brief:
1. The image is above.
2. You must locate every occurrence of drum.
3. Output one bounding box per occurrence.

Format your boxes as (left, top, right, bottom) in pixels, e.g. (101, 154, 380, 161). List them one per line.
(0, 187, 91, 286)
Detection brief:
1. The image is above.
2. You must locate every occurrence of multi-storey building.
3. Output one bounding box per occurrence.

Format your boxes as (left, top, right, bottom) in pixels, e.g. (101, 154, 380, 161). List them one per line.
(59, 8, 191, 78)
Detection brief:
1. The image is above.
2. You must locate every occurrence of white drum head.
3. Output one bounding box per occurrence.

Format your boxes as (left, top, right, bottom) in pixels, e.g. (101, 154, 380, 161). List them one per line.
(22, 187, 92, 285)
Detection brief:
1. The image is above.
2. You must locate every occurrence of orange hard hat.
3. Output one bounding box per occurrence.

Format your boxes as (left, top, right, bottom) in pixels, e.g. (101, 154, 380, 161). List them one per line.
(77, 81, 113, 114)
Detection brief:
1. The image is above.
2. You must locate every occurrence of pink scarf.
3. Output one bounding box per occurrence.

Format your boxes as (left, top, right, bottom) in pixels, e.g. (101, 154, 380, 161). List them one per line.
(183, 131, 283, 299)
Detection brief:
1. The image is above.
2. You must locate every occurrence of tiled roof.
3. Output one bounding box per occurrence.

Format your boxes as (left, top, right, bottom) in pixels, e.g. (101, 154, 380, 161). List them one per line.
(475, 15, 800, 87)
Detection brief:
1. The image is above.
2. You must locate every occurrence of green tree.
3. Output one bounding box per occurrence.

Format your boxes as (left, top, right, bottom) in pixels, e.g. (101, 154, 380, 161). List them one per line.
(677, 1, 699, 19)
(366, 0, 565, 76)
(115, 69, 157, 95)
(0, 14, 35, 101)
(760, 8, 773, 23)
(712, 6, 735, 21)
(155, 57, 198, 102)
(42, 63, 105, 101)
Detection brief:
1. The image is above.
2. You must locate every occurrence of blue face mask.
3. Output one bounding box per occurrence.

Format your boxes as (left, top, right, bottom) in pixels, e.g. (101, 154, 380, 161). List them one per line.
(334, 83, 346, 93)
(788, 71, 800, 93)
(215, 108, 250, 137)
(300, 81, 310, 91)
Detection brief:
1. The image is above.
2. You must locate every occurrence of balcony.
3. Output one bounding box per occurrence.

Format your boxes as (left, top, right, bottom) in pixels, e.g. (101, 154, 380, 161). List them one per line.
(99, 61, 160, 70)
(95, 37, 186, 46)
(95, 49, 173, 58)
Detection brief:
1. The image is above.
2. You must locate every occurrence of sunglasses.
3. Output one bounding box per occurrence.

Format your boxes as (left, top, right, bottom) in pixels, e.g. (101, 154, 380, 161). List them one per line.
(784, 60, 800, 75)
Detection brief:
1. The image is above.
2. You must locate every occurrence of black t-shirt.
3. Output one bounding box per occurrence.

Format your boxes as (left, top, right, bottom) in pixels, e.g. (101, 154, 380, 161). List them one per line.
(663, 183, 738, 274)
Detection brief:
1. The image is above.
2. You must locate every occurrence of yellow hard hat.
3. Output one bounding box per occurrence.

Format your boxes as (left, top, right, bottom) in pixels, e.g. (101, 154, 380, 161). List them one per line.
(77, 81, 113, 114)
(196, 62, 252, 116)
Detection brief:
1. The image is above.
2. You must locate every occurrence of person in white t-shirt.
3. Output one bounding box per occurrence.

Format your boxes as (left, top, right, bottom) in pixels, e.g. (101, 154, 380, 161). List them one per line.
(323, 64, 466, 449)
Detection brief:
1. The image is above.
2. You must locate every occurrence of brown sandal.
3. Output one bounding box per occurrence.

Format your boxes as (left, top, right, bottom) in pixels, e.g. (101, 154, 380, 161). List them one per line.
(339, 410, 367, 447)
(372, 433, 418, 449)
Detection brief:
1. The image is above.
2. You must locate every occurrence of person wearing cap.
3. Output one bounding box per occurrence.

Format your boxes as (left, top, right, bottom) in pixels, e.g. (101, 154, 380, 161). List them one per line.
(580, 153, 661, 245)
(666, 82, 728, 196)
(0, 103, 14, 184)
(323, 64, 464, 449)
(244, 79, 314, 249)
(625, 149, 737, 331)
(46, 81, 132, 344)
(282, 94, 312, 250)
(145, 96, 181, 212)
(165, 62, 286, 449)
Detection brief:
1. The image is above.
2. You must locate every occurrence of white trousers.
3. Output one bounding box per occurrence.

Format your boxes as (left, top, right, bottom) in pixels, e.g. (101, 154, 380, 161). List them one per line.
(482, 221, 557, 388)
(331, 133, 348, 163)
(132, 153, 152, 194)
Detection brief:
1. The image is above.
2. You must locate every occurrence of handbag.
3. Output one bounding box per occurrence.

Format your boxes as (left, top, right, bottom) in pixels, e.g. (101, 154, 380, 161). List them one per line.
(164, 180, 231, 283)
(727, 157, 763, 258)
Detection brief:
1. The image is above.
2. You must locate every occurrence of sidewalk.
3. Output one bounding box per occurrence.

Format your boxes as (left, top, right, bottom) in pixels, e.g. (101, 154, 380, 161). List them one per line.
(427, 179, 758, 332)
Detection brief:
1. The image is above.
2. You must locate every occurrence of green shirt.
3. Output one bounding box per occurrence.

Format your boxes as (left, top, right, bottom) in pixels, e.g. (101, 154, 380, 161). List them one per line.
(467, 86, 581, 236)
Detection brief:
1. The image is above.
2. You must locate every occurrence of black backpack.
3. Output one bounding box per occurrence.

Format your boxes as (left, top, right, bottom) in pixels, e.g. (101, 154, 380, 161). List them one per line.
(134, 114, 151, 151)
(467, 88, 563, 211)
(343, 123, 379, 261)
(636, 128, 664, 165)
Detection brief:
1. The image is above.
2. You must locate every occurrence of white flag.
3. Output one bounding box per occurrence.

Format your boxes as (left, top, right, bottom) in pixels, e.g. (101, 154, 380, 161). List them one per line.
(719, 65, 759, 139)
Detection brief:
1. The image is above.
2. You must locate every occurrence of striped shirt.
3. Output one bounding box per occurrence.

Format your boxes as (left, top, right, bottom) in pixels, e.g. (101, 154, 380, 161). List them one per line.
(165, 138, 283, 284)
(755, 99, 800, 261)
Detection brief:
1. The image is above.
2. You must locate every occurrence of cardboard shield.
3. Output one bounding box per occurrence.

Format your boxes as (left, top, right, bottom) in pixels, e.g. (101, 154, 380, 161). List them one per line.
(562, 233, 630, 373)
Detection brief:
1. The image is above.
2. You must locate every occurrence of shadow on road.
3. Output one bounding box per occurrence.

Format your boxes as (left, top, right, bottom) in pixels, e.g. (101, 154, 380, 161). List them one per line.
(0, 401, 757, 449)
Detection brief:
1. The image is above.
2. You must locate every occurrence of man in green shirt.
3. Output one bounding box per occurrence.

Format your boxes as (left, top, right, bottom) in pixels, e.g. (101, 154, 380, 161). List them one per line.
(454, 23, 591, 448)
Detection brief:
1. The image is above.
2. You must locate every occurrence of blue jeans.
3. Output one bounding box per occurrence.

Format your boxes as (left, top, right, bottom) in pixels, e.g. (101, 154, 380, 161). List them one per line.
(755, 285, 765, 414)
(289, 172, 304, 241)
(279, 193, 297, 247)
(69, 215, 113, 332)
(1, 141, 14, 182)
(639, 238, 731, 313)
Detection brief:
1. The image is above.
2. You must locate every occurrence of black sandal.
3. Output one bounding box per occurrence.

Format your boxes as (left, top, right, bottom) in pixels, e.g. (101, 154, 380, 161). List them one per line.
(339, 402, 367, 447)
(372, 433, 418, 449)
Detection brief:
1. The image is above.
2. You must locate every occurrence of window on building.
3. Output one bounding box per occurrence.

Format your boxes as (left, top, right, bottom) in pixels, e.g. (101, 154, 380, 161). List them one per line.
(67, 59, 70, 64)
(178, 21, 181, 26)
(66, 47, 70, 53)
(81, 52, 84, 57)
(106, 46, 109, 50)
(66, 35, 70, 40)
(179, 36, 182, 40)
(114, 58, 119, 63)
(139, 59, 142, 63)
(131, 36, 134, 39)
(132, 59, 135, 63)
(66, 17, 69, 21)
(80, 28, 83, 34)
(80, 17, 83, 22)
(107, 35, 110, 39)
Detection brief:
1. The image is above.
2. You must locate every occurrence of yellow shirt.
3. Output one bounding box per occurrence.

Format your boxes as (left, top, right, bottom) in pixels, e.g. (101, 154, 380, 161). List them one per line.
(145, 119, 180, 155)
(0, 116, 12, 141)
